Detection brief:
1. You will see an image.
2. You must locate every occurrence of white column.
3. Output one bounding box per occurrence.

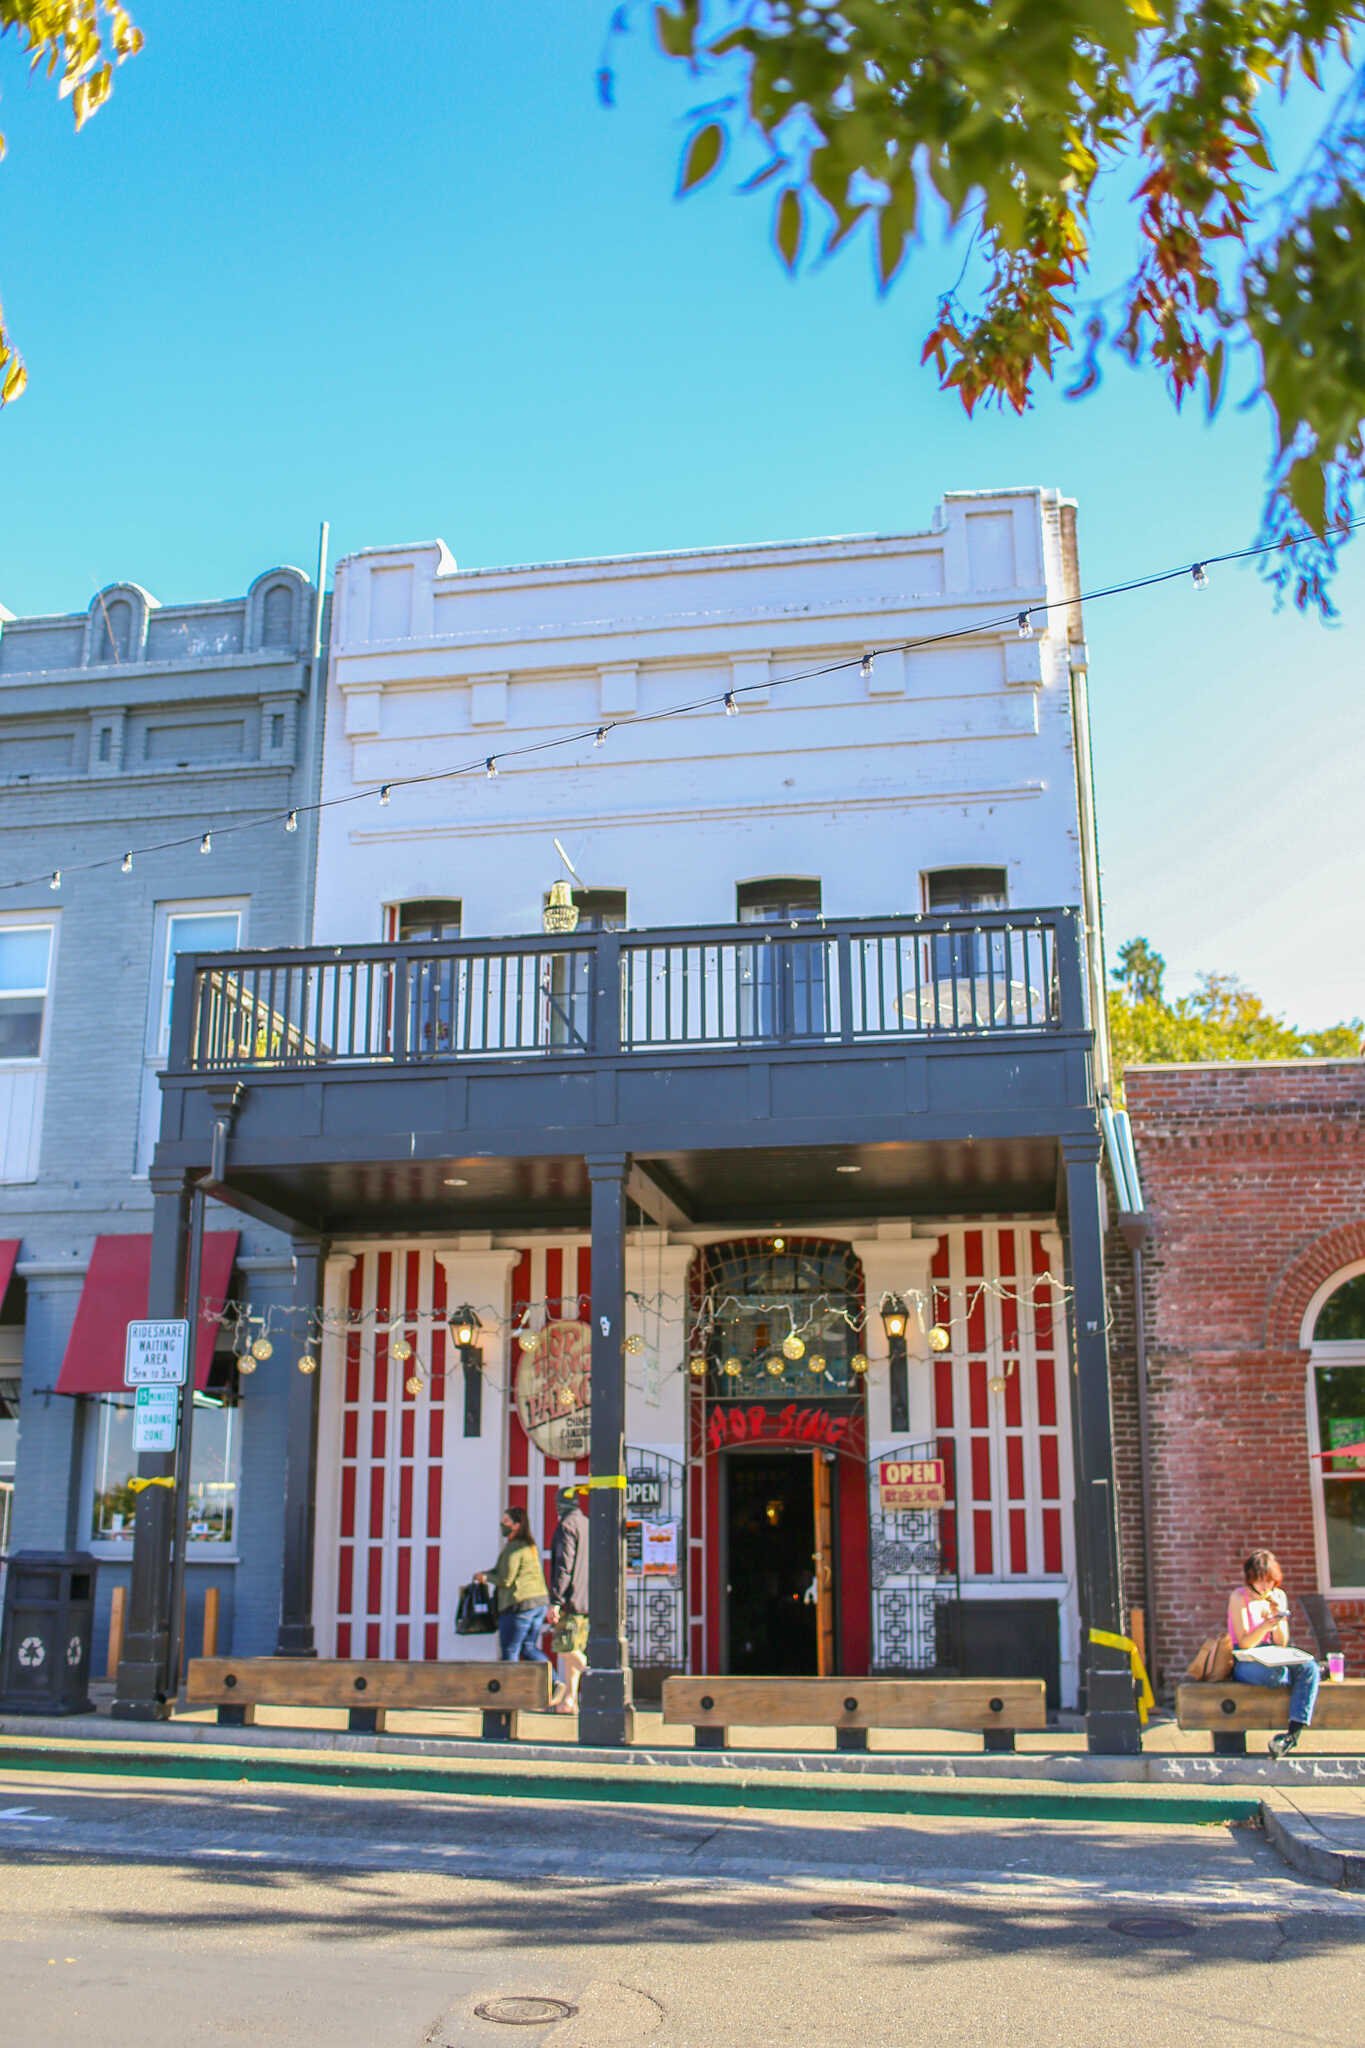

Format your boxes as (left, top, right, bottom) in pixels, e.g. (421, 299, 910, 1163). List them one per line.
(435, 1242, 522, 1659)
(850, 1225, 941, 1444)
(310, 1253, 356, 1653)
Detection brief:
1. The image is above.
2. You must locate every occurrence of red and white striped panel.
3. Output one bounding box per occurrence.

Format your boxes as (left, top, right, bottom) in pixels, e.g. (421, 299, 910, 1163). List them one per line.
(506, 1243, 592, 1559)
(931, 1223, 1072, 1584)
(334, 1247, 449, 1660)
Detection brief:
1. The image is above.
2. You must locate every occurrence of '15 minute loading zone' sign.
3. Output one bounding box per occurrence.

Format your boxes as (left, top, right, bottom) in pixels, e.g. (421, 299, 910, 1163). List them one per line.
(124, 1319, 190, 1387)
(878, 1458, 947, 1511)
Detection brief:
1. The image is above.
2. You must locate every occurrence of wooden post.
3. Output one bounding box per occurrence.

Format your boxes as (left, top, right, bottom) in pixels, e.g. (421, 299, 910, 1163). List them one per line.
(1130, 1603, 1147, 1676)
(202, 1584, 220, 1658)
(105, 1584, 127, 1682)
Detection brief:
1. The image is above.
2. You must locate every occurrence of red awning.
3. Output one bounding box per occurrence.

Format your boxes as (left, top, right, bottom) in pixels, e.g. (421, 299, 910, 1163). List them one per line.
(0, 1239, 18, 1314)
(56, 1231, 239, 1396)
(1314, 1439, 1365, 1463)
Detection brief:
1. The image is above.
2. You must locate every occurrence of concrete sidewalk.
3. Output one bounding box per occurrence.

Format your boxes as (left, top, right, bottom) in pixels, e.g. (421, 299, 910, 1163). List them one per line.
(1261, 1785, 1365, 1888)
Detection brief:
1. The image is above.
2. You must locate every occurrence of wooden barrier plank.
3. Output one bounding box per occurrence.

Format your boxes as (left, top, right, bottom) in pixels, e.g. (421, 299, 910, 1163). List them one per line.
(661, 1677, 1047, 1732)
(186, 1658, 552, 1713)
(1177, 1680, 1365, 1731)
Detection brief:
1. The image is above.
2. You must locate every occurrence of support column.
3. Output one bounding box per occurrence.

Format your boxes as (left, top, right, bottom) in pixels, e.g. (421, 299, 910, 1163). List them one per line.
(580, 1154, 634, 1747)
(1062, 1136, 1142, 1756)
(276, 1236, 331, 1656)
(112, 1170, 191, 1720)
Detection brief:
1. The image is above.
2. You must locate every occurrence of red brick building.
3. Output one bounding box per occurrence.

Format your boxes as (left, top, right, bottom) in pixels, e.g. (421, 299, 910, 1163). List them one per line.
(1115, 1060, 1365, 1693)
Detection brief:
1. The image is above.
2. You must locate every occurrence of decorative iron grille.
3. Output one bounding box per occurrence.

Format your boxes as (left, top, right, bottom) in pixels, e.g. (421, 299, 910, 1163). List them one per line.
(623, 1447, 686, 1669)
(868, 1437, 960, 1673)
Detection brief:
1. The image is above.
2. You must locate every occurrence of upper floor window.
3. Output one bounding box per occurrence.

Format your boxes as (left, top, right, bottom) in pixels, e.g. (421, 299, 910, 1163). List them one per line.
(1308, 1269, 1365, 1595)
(924, 868, 1008, 914)
(737, 879, 822, 925)
(561, 889, 627, 933)
(156, 908, 244, 1061)
(394, 899, 462, 941)
(0, 925, 53, 1061)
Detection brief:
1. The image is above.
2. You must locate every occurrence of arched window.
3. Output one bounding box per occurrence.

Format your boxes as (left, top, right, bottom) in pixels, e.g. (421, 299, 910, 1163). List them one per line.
(261, 584, 294, 647)
(1307, 1266, 1365, 1595)
(697, 1236, 863, 1398)
(94, 597, 132, 664)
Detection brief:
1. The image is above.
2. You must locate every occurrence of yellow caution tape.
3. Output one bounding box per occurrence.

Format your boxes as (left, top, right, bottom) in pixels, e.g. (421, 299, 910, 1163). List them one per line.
(127, 1476, 175, 1493)
(578, 1475, 627, 1491)
(1090, 1626, 1155, 1725)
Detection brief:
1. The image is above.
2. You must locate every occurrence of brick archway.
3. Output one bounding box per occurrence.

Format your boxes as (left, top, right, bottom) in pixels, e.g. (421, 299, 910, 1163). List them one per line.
(1266, 1222, 1365, 1353)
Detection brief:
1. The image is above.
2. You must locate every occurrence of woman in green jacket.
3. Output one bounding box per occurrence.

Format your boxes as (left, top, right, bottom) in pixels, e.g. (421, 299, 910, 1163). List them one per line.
(477, 1505, 550, 1662)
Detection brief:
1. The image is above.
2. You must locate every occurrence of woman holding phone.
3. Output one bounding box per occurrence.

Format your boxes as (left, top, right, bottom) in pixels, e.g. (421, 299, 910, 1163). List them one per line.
(1228, 1547, 1321, 1757)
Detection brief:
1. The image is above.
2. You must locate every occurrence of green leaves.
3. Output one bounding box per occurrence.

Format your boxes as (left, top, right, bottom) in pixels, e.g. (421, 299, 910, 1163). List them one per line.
(679, 120, 725, 193)
(643, 0, 1365, 607)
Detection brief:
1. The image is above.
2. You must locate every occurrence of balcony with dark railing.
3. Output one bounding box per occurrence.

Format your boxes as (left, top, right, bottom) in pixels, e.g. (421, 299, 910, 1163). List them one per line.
(178, 910, 1078, 1074)
(157, 910, 1096, 1222)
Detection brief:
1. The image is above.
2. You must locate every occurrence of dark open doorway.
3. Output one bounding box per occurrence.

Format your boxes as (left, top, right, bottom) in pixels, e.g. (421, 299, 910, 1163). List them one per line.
(723, 1449, 822, 1674)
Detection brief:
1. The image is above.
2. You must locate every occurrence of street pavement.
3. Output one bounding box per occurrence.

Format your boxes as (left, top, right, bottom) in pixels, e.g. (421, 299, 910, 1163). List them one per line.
(1, 1765, 1361, 2046)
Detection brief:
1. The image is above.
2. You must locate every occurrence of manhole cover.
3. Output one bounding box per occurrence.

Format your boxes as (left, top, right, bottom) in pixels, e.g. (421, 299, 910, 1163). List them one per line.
(472, 1997, 579, 2027)
(1108, 1915, 1196, 1940)
(811, 1903, 899, 1924)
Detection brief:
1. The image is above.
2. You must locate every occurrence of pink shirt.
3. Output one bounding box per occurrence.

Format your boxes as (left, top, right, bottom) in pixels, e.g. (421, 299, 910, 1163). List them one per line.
(1228, 1585, 1287, 1650)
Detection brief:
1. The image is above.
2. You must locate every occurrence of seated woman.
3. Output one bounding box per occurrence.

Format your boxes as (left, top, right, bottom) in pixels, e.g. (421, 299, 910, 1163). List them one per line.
(1228, 1547, 1321, 1758)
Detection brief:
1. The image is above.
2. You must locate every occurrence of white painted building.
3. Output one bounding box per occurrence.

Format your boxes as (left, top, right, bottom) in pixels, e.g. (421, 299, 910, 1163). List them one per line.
(303, 487, 1109, 1706)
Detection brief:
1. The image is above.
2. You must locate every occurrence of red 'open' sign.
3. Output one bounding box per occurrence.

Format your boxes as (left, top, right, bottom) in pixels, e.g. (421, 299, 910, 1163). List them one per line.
(878, 1457, 947, 1510)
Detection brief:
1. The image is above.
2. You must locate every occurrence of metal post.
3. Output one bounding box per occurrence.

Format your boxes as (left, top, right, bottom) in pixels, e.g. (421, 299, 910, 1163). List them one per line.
(164, 1182, 207, 1700)
(579, 1153, 633, 1747)
(112, 1171, 191, 1719)
(276, 1236, 329, 1655)
(1062, 1135, 1142, 1755)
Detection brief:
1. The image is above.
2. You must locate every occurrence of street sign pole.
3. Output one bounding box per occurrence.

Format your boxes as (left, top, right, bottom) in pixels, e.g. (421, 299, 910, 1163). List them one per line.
(165, 1185, 206, 1702)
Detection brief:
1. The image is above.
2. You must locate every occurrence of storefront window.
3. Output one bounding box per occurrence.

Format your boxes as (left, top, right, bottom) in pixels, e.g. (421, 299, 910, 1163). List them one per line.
(90, 1391, 242, 1548)
(1310, 1271, 1365, 1593)
(699, 1238, 862, 1398)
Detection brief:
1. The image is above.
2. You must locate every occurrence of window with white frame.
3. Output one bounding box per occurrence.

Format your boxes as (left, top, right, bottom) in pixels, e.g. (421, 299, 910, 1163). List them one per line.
(0, 924, 53, 1061)
(136, 901, 245, 1172)
(1308, 1269, 1365, 1594)
(89, 1361, 242, 1550)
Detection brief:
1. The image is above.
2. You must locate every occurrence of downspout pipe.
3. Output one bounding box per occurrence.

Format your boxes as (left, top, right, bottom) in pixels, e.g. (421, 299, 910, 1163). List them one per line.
(1102, 1101, 1158, 1688)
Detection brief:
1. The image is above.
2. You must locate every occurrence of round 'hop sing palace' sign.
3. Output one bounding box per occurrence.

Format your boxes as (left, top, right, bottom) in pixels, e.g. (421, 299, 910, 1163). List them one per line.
(515, 1319, 591, 1459)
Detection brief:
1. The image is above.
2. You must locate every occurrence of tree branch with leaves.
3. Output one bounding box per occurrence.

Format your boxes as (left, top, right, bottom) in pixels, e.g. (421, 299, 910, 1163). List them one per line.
(0, 0, 142, 406)
(626, 0, 1365, 610)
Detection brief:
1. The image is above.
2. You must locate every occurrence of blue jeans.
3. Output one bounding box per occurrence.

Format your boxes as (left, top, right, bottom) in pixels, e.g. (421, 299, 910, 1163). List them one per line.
(498, 1605, 549, 1662)
(1232, 1653, 1321, 1726)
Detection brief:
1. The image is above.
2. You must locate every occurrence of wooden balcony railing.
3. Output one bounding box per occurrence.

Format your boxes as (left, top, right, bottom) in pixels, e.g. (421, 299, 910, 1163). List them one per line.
(173, 911, 1084, 1076)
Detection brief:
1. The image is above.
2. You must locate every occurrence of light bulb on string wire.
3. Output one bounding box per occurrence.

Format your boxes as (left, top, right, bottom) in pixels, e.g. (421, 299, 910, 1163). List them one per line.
(594, 727, 607, 748)
(1016, 610, 1034, 641)
(485, 757, 498, 779)
(1191, 562, 1209, 590)
(723, 691, 738, 717)
(199, 832, 212, 855)
(50, 870, 61, 890)
(121, 852, 133, 874)
(860, 653, 873, 680)
(285, 810, 298, 833)
(379, 784, 391, 806)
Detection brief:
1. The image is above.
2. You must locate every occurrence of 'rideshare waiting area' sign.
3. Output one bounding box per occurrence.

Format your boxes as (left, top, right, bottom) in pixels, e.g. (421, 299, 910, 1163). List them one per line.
(124, 1319, 190, 1388)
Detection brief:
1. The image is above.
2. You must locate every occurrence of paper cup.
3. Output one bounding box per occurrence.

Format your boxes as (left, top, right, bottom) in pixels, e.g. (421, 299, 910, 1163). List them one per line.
(1327, 1653, 1345, 1682)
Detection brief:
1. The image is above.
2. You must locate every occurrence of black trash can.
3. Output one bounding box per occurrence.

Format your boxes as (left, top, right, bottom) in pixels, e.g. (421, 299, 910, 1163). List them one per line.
(0, 1551, 98, 1714)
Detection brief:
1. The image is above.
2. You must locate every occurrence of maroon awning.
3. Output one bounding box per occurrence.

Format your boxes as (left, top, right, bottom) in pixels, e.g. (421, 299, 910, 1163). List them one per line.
(56, 1232, 239, 1395)
(0, 1240, 18, 1314)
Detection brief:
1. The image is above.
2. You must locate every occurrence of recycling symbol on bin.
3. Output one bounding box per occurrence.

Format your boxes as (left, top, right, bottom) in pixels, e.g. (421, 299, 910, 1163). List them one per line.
(66, 1635, 82, 1668)
(17, 1635, 46, 1669)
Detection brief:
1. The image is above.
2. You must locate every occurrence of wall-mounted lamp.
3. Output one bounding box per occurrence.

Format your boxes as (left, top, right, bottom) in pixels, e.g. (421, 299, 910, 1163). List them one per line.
(880, 1295, 910, 1433)
(879, 1296, 909, 1342)
(448, 1305, 483, 1438)
(542, 878, 580, 934)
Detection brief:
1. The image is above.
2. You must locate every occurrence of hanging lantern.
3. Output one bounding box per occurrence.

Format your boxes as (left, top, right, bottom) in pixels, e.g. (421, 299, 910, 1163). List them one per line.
(405, 1374, 423, 1396)
(542, 878, 580, 935)
(989, 1374, 1008, 1395)
(449, 1305, 481, 1349)
(297, 1353, 319, 1376)
(558, 1385, 576, 1409)
(688, 1355, 708, 1379)
(624, 1334, 645, 1355)
(236, 1353, 257, 1377)
(518, 1328, 541, 1355)
(849, 1352, 869, 1376)
(781, 1332, 806, 1361)
(928, 1324, 951, 1352)
(806, 1353, 827, 1375)
(391, 1337, 413, 1363)
(722, 1356, 743, 1377)
(250, 1336, 273, 1361)
(765, 1356, 785, 1377)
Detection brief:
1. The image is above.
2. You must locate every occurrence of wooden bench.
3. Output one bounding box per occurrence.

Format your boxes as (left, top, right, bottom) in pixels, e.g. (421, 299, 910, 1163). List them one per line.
(1177, 1679, 1365, 1754)
(662, 1676, 1048, 1753)
(186, 1658, 552, 1741)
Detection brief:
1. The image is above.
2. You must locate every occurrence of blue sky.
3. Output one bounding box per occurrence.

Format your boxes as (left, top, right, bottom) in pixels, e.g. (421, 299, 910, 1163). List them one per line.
(1, 1, 1360, 1027)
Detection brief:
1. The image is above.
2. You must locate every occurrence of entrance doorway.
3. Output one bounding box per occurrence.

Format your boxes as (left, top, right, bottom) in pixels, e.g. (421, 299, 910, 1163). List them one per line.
(723, 1449, 836, 1674)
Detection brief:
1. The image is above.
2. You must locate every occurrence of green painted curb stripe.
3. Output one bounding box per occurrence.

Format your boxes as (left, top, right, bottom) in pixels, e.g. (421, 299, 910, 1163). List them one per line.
(0, 1742, 1261, 1827)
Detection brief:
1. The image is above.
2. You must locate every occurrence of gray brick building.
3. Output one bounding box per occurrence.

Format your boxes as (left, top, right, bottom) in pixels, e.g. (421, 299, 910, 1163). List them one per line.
(0, 565, 326, 1668)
